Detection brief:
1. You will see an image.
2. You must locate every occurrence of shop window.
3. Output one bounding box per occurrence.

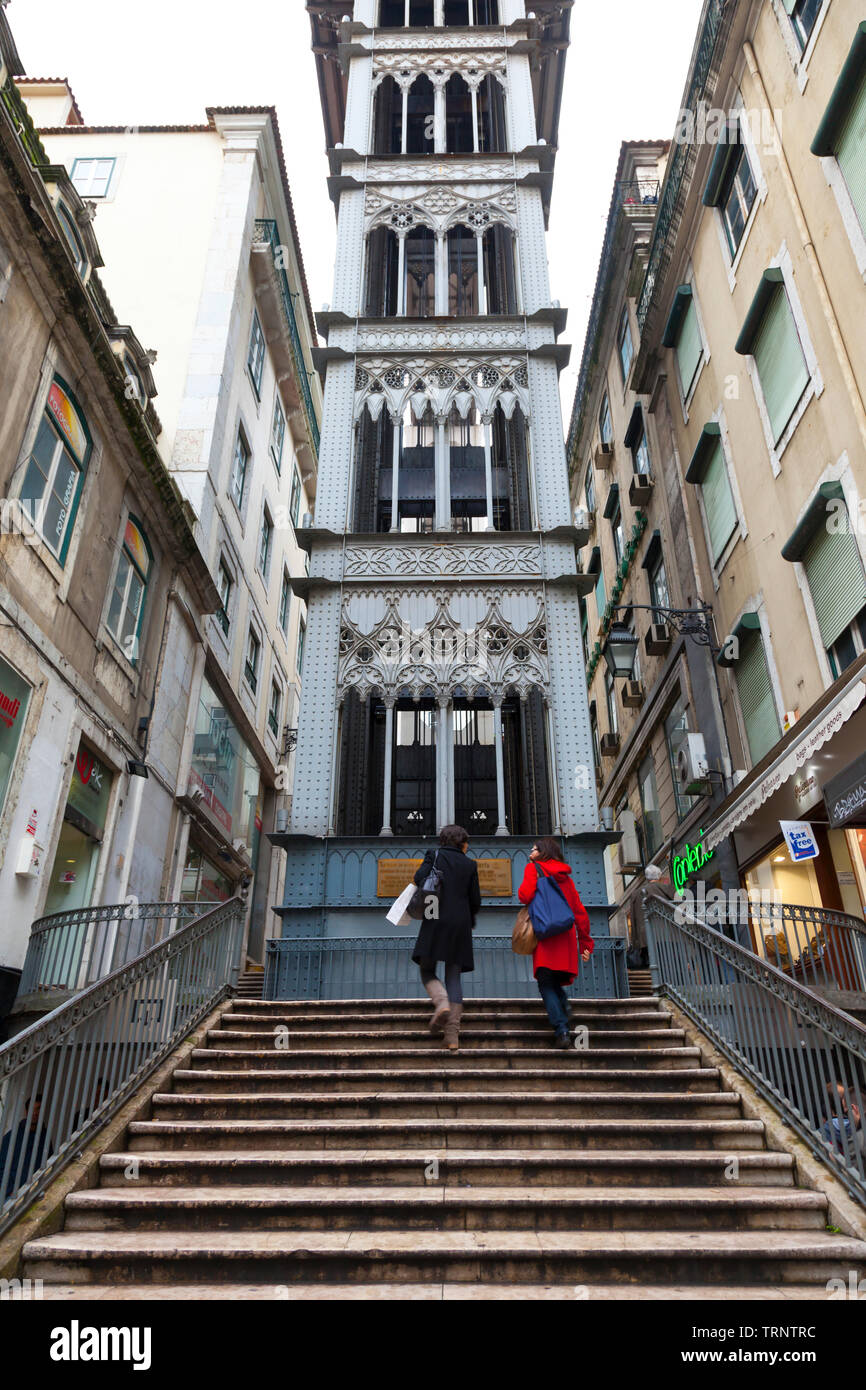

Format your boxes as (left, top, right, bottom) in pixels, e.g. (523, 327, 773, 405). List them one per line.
(0, 656, 32, 818)
(106, 516, 152, 665)
(17, 377, 92, 564)
(181, 846, 232, 904)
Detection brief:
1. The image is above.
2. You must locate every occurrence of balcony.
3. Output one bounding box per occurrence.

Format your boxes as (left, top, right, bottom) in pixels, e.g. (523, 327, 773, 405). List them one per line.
(251, 219, 320, 459)
(618, 179, 660, 208)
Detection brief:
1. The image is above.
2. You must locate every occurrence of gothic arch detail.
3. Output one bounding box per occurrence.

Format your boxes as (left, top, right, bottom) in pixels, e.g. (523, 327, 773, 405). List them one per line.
(353, 358, 529, 422)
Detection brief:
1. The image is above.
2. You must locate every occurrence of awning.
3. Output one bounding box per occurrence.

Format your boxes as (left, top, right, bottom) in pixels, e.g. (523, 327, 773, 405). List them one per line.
(623, 403, 644, 450)
(685, 422, 721, 484)
(702, 120, 741, 207)
(603, 482, 621, 520)
(781, 481, 846, 561)
(812, 22, 866, 156)
(735, 268, 785, 356)
(661, 285, 693, 348)
(716, 611, 761, 668)
(587, 545, 601, 576)
(641, 529, 663, 571)
(704, 671, 866, 851)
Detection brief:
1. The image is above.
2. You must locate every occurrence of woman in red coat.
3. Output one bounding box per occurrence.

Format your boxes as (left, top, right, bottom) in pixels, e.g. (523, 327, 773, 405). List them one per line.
(518, 837, 594, 1048)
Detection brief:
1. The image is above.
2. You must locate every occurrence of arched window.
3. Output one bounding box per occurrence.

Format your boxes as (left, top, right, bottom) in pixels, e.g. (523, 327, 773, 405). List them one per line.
(395, 402, 436, 532)
(477, 74, 507, 152)
(372, 76, 402, 155)
(482, 223, 518, 314)
(56, 202, 89, 278)
(448, 403, 486, 531)
(447, 224, 479, 315)
(106, 515, 152, 664)
(445, 73, 474, 153)
(406, 74, 435, 154)
(404, 226, 436, 317)
(18, 376, 92, 564)
(364, 226, 399, 316)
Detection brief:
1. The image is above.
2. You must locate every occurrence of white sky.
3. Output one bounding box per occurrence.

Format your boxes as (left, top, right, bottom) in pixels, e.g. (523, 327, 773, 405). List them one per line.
(9, 0, 704, 421)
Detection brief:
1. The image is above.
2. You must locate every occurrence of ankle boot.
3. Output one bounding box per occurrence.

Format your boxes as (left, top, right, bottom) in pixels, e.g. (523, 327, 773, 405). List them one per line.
(443, 1002, 463, 1052)
(424, 978, 451, 1035)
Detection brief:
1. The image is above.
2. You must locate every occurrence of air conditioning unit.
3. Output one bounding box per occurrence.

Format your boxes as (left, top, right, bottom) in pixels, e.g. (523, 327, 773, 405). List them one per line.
(622, 680, 644, 708)
(594, 442, 614, 471)
(600, 732, 620, 758)
(573, 506, 593, 539)
(629, 474, 654, 508)
(676, 733, 710, 797)
(617, 809, 642, 873)
(644, 622, 671, 656)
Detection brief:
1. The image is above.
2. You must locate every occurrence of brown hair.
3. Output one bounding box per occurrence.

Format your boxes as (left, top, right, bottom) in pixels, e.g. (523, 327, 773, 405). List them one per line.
(534, 836, 563, 863)
(440, 824, 469, 850)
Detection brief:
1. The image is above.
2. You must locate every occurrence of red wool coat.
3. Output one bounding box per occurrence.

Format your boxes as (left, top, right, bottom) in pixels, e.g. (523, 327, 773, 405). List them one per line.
(517, 859, 594, 982)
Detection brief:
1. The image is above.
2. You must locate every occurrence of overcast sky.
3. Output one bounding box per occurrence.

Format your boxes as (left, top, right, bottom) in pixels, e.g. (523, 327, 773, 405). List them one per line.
(9, 0, 704, 421)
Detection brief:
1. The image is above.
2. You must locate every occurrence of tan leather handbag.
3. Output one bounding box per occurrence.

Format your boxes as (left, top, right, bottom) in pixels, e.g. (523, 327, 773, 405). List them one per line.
(511, 906, 537, 956)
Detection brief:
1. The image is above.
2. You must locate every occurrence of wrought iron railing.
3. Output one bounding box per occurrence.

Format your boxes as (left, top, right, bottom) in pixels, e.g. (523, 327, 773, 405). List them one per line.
(265, 935, 627, 1001)
(18, 902, 218, 998)
(749, 901, 866, 997)
(0, 897, 245, 1235)
(618, 180, 660, 207)
(644, 895, 866, 1205)
(253, 218, 320, 454)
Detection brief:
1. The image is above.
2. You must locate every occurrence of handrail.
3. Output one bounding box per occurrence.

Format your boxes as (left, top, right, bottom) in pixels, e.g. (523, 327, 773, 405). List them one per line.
(644, 894, 866, 1205)
(18, 901, 218, 997)
(748, 900, 866, 995)
(253, 218, 320, 455)
(0, 897, 245, 1235)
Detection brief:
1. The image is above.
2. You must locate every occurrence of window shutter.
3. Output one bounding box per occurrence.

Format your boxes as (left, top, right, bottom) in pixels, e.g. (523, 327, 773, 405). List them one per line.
(802, 523, 866, 650)
(735, 633, 781, 764)
(836, 73, 866, 232)
(753, 287, 810, 443)
(701, 442, 738, 561)
(676, 299, 703, 396)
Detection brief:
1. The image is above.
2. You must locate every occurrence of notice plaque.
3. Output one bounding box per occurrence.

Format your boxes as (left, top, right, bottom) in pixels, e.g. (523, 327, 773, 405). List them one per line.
(376, 857, 513, 898)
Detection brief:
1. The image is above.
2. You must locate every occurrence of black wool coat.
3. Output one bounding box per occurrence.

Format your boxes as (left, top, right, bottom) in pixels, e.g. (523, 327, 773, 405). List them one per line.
(411, 846, 481, 973)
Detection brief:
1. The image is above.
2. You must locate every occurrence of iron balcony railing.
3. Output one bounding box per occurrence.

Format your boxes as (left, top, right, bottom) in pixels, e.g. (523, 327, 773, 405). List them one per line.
(0, 897, 245, 1235)
(618, 180, 660, 207)
(748, 901, 866, 998)
(253, 218, 320, 455)
(265, 935, 627, 1002)
(18, 902, 218, 999)
(644, 895, 866, 1205)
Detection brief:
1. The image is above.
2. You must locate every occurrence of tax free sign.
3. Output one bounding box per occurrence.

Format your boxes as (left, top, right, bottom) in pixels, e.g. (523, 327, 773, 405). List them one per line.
(779, 821, 820, 863)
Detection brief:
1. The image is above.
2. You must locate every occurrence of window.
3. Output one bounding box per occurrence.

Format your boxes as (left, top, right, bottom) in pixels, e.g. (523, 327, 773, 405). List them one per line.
(752, 286, 810, 443)
(247, 311, 265, 396)
(720, 145, 758, 256)
(611, 500, 625, 567)
(732, 630, 781, 764)
(662, 286, 704, 400)
(648, 548, 670, 618)
(599, 393, 613, 447)
(800, 512, 866, 677)
(604, 669, 619, 738)
(297, 618, 306, 678)
(279, 568, 291, 634)
(617, 305, 634, 382)
(258, 505, 273, 580)
(268, 678, 282, 739)
(828, 609, 866, 679)
(584, 467, 596, 516)
(639, 753, 663, 859)
(594, 565, 606, 621)
(70, 157, 115, 198)
(270, 397, 286, 470)
(690, 434, 738, 564)
(787, 0, 824, 52)
(589, 701, 601, 770)
(244, 627, 261, 695)
(632, 426, 651, 477)
(106, 516, 151, 663)
(230, 430, 250, 509)
(217, 560, 233, 636)
(835, 71, 866, 234)
(664, 697, 699, 820)
(55, 203, 88, 277)
(18, 378, 91, 563)
(580, 600, 589, 667)
(290, 468, 302, 527)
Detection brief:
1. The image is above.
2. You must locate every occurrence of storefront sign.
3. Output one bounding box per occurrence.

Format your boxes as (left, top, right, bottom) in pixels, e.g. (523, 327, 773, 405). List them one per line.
(0, 657, 31, 815)
(823, 751, 866, 830)
(671, 832, 714, 893)
(67, 742, 113, 834)
(47, 379, 89, 463)
(376, 857, 514, 898)
(780, 821, 820, 863)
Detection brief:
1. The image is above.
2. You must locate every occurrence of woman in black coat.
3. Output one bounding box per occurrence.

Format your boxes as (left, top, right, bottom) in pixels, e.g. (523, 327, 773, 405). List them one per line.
(412, 824, 481, 1052)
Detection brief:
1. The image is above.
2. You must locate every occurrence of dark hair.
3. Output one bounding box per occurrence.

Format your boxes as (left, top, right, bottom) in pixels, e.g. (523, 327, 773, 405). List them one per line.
(534, 836, 562, 863)
(440, 824, 469, 850)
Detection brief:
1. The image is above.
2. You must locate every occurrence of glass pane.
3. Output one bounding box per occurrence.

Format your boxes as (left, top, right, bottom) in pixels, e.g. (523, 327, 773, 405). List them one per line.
(107, 552, 129, 637)
(42, 452, 79, 555)
(121, 569, 144, 645)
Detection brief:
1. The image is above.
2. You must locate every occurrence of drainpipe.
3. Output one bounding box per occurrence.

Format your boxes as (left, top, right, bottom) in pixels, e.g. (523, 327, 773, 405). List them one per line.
(743, 42, 866, 453)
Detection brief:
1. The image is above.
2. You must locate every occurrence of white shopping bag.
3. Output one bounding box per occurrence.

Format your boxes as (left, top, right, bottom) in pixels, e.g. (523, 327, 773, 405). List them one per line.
(386, 881, 416, 927)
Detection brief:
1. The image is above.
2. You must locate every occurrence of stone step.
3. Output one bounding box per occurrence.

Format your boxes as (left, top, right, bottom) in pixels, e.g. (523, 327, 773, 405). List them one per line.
(208, 1027, 684, 1051)
(125, 1117, 767, 1153)
(25, 1227, 866, 1287)
(151, 1090, 743, 1121)
(62, 1184, 828, 1234)
(28, 1281, 844, 1301)
(191, 1046, 704, 1071)
(173, 1066, 724, 1095)
(237, 997, 663, 1014)
(218, 1010, 673, 1032)
(96, 1148, 795, 1189)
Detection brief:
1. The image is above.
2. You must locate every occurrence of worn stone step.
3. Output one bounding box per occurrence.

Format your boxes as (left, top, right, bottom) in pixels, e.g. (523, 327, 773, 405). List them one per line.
(173, 1066, 724, 1095)
(97, 1148, 795, 1189)
(237, 998, 663, 1014)
(151, 1090, 742, 1121)
(192, 1046, 704, 1071)
(208, 1027, 684, 1052)
(218, 1010, 673, 1032)
(62, 1184, 828, 1234)
(24, 1227, 866, 1287)
(30, 1281, 841, 1301)
(125, 1117, 767, 1153)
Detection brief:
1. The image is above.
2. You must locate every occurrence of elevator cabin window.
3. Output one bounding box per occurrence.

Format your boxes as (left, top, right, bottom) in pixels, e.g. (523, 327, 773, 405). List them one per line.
(379, 1, 434, 25)
(447, 225, 478, 315)
(449, 406, 487, 532)
(405, 227, 436, 317)
(406, 75, 435, 155)
(378, 405, 436, 533)
(446, 74, 474, 153)
(452, 696, 544, 836)
(372, 76, 402, 155)
(392, 702, 436, 835)
(364, 227, 398, 316)
(444, 1, 500, 23)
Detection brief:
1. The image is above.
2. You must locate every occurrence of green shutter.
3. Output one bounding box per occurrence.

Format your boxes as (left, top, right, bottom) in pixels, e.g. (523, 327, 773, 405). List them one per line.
(701, 441, 737, 561)
(836, 72, 866, 232)
(802, 523, 866, 649)
(676, 299, 703, 396)
(736, 633, 781, 764)
(595, 568, 606, 614)
(753, 287, 810, 443)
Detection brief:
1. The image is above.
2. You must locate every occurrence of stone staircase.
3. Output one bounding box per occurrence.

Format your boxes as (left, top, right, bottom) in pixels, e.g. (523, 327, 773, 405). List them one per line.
(23, 996, 866, 1299)
(235, 968, 265, 1001)
(628, 969, 654, 998)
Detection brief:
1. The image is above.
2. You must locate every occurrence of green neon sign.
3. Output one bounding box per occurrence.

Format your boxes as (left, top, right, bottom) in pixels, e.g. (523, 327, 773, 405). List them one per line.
(671, 830, 714, 893)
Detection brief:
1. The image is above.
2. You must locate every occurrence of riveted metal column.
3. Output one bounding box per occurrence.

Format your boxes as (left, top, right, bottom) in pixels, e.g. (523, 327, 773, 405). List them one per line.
(380, 697, 395, 836)
(482, 415, 495, 529)
(493, 697, 508, 836)
(436, 694, 449, 831)
(390, 411, 402, 531)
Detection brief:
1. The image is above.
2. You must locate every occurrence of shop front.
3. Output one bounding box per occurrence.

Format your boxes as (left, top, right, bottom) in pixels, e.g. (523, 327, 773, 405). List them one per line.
(43, 739, 114, 920)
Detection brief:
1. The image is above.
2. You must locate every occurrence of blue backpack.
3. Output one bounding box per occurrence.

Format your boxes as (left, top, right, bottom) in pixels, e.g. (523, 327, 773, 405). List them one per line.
(528, 863, 576, 941)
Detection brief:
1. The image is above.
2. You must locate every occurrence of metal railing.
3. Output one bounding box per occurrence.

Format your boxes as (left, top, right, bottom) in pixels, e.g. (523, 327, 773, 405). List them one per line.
(749, 901, 866, 997)
(265, 935, 627, 1001)
(644, 895, 866, 1205)
(618, 180, 660, 207)
(0, 897, 245, 1235)
(18, 902, 218, 998)
(253, 218, 320, 454)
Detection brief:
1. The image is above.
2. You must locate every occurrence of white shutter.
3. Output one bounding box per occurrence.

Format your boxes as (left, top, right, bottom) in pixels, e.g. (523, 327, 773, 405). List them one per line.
(753, 287, 810, 443)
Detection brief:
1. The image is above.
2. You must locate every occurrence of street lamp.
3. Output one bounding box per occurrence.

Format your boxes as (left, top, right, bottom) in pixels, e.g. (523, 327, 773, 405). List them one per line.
(603, 604, 720, 676)
(602, 622, 640, 679)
